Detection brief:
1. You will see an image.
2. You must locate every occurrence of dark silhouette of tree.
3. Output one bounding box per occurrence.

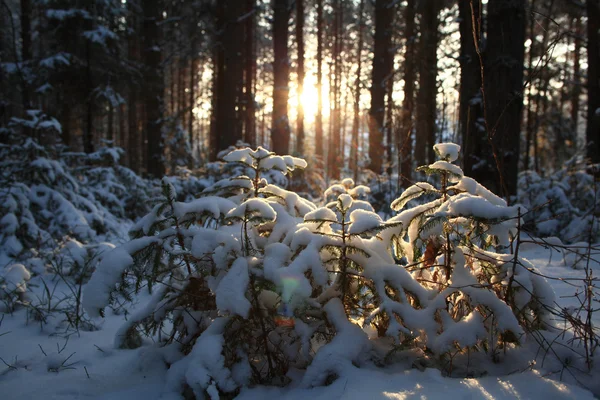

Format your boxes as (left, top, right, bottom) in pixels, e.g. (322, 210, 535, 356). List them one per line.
(587, 0, 600, 164)
(272, 0, 291, 155)
(296, 0, 305, 155)
(368, 0, 394, 174)
(459, 0, 484, 182)
(143, 0, 165, 177)
(484, 0, 526, 196)
(415, 0, 441, 167)
(398, 0, 417, 187)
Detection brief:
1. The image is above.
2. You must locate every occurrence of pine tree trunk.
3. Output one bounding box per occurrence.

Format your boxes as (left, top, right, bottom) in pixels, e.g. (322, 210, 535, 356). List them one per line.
(399, 0, 416, 188)
(244, 0, 256, 147)
(572, 14, 582, 134)
(484, 0, 526, 196)
(212, 1, 245, 158)
(143, 0, 165, 177)
(415, 0, 440, 166)
(272, 0, 291, 155)
(316, 0, 324, 166)
(587, 0, 600, 164)
(524, 0, 537, 171)
(368, 0, 394, 174)
(459, 0, 484, 181)
(329, 0, 342, 179)
(84, 40, 95, 154)
(127, 6, 140, 171)
(20, 0, 31, 111)
(296, 0, 305, 155)
(189, 54, 195, 158)
(350, 0, 365, 181)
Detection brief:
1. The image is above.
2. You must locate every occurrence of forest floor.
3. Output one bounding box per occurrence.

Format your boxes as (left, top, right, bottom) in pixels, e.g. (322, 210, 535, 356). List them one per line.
(0, 236, 598, 399)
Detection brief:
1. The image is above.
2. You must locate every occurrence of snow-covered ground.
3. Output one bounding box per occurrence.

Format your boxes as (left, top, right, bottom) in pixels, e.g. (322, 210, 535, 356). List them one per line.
(0, 240, 598, 400)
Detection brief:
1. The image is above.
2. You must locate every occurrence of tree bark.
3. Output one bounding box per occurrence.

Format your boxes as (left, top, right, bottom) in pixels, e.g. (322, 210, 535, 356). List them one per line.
(316, 0, 324, 166)
(587, 0, 600, 164)
(272, 0, 291, 155)
(399, 0, 416, 187)
(328, 0, 343, 178)
(143, 0, 165, 177)
(244, 0, 256, 147)
(571, 14, 582, 135)
(415, 0, 440, 166)
(296, 0, 305, 155)
(211, 0, 245, 159)
(459, 0, 484, 181)
(483, 0, 526, 197)
(20, 0, 31, 110)
(368, 0, 394, 174)
(351, 0, 366, 180)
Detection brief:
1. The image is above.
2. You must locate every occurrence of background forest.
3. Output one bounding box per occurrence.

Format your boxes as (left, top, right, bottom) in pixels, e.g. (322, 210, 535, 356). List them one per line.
(2, 0, 598, 196)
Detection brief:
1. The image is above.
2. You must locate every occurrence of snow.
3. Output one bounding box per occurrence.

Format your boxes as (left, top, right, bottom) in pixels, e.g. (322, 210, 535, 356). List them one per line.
(348, 209, 384, 235)
(215, 258, 252, 318)
(2, 141, 600, 400)
(434, 143, 461, 162)
(428, 160, 464, 181)
(436, 192, 519, 220)
(1, 263, 31, 295)
(226, 198, 277, 222)
(83, 237, 160, 318)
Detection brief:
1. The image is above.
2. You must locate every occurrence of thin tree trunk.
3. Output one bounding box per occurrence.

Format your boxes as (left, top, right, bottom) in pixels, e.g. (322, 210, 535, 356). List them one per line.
(329, 0, 342, 179)
(385, 68, 394, 176)
(399, 0, 417, 188)
(315, 0, 324, 166)
(20, 0, 31, 111)
(296, 0, 305, 154)
(350, 0, 365, 181)
(84, 41, 95, 154)
(571, 14, 582, 135)
(245, 0, 256, 147)
(189, 55, 195, 160)
(524, 0, 537, 171)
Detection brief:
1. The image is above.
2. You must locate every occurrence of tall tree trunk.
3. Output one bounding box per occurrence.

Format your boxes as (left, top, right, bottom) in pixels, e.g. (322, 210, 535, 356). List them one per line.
(459, 0, 484, 181)
(531, 0, 555, 173)
(296, 0, 305, 154)
(484, 0, 526, 197)
(329, 0, 342, 179)
(84, 41, 95, 154)
(244, 0, 256, 147)
(20, 0, 31, 111)
(399, 0, 416, 188)
(415, 0, 440, 166)
(385, 68, 394, 176)
(127, 5, 140, 171)
(368, 0, 394, 174)
(351, 0, 365, 181)
(189, 54, 196, 159)
(587, 0, 600, 164)
(315, 0, 324, 166)
(524, 0, 537, 171)
(571, 14, 582, 135)
(211, 1, 245, 158)
(272, 0, 291, 155)
(143, 0, 165, 177)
